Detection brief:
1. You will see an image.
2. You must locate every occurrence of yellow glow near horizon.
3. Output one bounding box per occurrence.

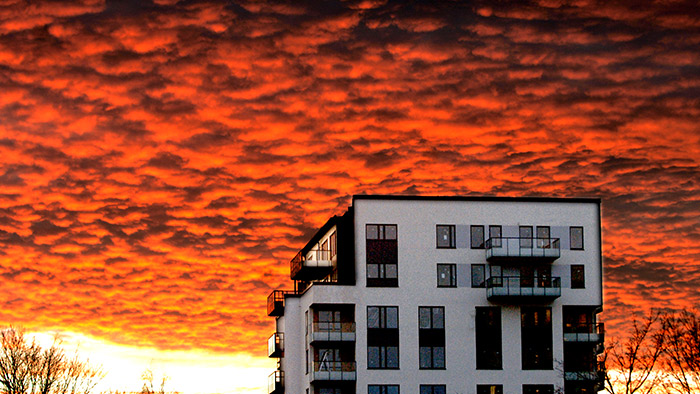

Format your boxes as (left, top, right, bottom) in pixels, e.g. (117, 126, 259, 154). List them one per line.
(26, 331, 275, 394)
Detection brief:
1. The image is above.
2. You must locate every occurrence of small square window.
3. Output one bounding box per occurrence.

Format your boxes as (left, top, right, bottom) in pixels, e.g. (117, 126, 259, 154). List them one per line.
(471, 225, 485, 249)
(436, 225, 455, 248)
(570, 226, 584, 250)
(471, 264, 485, 288)
(437, 264, 456, 287)
(571, 265, 585, 288)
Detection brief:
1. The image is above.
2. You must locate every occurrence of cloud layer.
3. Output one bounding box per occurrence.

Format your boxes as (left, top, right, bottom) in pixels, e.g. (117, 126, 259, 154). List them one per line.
(0, 0, 698, 355)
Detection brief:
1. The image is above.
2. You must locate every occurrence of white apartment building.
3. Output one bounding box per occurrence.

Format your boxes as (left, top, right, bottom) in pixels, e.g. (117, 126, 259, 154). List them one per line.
(266, 195, 604, 394)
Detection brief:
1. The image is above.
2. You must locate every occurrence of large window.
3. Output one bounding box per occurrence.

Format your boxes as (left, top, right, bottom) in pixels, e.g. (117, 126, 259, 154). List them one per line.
(477, 385, 502, 394)
(419, 307, 445, 369)
(476, 307, 502, 369)
(366, 224, 398, 287)
(471, 225, 485, 249)
(436, 225, 455, 248)
(471, 264, 485, 288)
(367, 306, 399, 369)
(520, 226, 533, 248)
(571, 265, 585, 289)
(437, 264, 456, 288)
(521, 307, 553, 370)
(523, 384, 554, 394)
(420, 385, 446, 394)
(368, 385, 399, 394)
(570, 226, 584, 250)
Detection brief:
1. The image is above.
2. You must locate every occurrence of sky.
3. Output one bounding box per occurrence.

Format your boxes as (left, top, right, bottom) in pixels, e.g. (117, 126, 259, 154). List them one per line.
(0, 0, 698, 393)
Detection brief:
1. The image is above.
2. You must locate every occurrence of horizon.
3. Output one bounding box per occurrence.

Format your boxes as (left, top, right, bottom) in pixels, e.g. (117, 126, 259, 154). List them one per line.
(1, 1, 698, 393)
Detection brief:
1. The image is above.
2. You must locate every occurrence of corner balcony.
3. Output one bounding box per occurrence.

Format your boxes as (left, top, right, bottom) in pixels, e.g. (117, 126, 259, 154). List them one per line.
(311, 361, 356, 382)
(290, 249, 334, 281)
(565, 361, 605, 387)
(564, 323, 605, 344)
(310, 322, 356, 343)
(268, 333, 283, 358)
(485, 237, 560, 263)
(267, 290, 295, 317)
(486, 276, 561, 302)
(268, 371, 283, 394)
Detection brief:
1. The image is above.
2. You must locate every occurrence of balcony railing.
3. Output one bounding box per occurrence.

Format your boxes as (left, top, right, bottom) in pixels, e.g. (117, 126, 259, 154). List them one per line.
(486, 276, 561, 301)
(267, 290, 295, 317)
(268, 333, 283, 358)
(290, 248, 335, 280)
(485, 237, 560, 262)
(565, 361, 605, 385)
(564, 323, 605, 343)
(311, 322, 356, 342)
(311, 361, 356, 382)
(267, 371, 283, 394)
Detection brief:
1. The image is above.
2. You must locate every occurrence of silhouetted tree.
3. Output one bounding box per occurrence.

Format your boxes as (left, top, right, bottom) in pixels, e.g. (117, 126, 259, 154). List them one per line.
(662, 310, 700, 394)
(0, 326, 104, 394)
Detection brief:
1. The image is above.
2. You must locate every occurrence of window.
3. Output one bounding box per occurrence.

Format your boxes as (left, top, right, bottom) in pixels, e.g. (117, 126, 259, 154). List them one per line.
(471, 264, 485, 288)
(367, 306, 399, 369)
(520, 266, 534, 288)
(437, 264, 456, 287)
(330, 231, 337, 258)
(537, 266, 552, 288)
(488, 225, 502, 247)
(319, 389, 342, 394)
(471, 225, 485, 249)
(476, 307, 502, 369)
(436, 225, 455, 248)
(477, 385, 502, 394)
(368, 385, 399, 394)
(570, 226, 584, 250)
(523, 384, 554, 394)
(521, 307, 553, 370)
(420, 385, 446, 394)
(536, 226, 550, 248)
(571, 265, 585, 288)
(520, 226, 533, 248)
(366, 224, 398, 287)
(419, 307, 445, 369)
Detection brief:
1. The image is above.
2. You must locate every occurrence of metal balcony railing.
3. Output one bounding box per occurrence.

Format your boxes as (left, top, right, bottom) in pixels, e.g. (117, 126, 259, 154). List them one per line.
(485, 237, 560, 262)
(267, 371, 283, 394)
(267, 290, 295, 317)
(268, 333, 283, 358)
(564, 360, 605, 385)
(486, 276, 561, 301)
(311, 361, 356, 381)
(564, 323, 605, 343)
(311, 322, 356, 342)
(290, 248, 334, 280)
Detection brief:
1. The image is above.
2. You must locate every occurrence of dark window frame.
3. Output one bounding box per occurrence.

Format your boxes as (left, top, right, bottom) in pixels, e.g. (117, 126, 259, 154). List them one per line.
(420, 385, 446, 394)
(366, 224, 398, 287)
(367, 306, 399, 369)
(436, 225, 456, 249)
(536, 226, 551, 248)
(571, 265, 585, 289)
(523, 384, 554, 394)
(520, 226, 533, 248)
(368, 385, 400, 394)
(471, 264, 486, 288)
(476, 307, 502, 370)
(471, 225, 485, 249)
(419, 307, 445, 370)
(570, 226, 584, 250)
(476, 385, 503, 394)
(488, 225, 502, 247)
(521, 307, 553, 370)
(437, 264, 456, 288)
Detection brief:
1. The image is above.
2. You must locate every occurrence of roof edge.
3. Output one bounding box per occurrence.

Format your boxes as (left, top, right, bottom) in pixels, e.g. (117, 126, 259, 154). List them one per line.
(352, 194, 601, 204)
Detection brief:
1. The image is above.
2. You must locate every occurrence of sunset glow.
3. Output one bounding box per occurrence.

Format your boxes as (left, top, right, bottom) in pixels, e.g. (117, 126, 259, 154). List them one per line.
(1, 1, 698, 393)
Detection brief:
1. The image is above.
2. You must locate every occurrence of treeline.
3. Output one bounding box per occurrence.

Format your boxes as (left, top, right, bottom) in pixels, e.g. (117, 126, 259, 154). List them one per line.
(603, 309, 700, 394)
(0, 327, 176, 394)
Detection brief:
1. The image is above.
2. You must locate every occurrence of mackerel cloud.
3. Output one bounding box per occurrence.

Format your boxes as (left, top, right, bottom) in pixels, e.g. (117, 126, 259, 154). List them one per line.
(0, 0, 698, 353)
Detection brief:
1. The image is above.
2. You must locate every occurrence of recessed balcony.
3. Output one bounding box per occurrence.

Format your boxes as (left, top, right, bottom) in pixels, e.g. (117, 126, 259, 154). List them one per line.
(485, 237, 560, 263)
(268, 333, 283, 358)
(290, 248, 334, 281)
(564, 323, 605, 344)
(486, 276, 561, 302)
(311, 322, 356, 343)
(311, 361, 356, 382)
(267, 371, 283, 394)
(267, 290, 295, 317)
(564, 361, 605, 386)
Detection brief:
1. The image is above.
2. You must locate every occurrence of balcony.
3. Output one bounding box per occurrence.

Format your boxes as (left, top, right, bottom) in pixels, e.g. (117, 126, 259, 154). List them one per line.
(564, 323, 605, 344)
(311, 361, 356, 382)
(268, 333, 283, 358)
(485, 237, 560, 263)
(311, 322, 356, 342)
(290, 248, 334, 281)
(486, 276, 561, 302)
(565, 361, 605, 386)
(267, 371, 283, 394)
(267, 290, 295, 317)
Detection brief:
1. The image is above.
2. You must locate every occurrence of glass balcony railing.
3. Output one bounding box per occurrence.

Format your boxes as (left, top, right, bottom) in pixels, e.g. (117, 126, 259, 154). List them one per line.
(290, 248, 335, 280)
(311, 322, 356, 342)
(564, 360, 605, 385)
(564, 323, 605, 343)
(267, 333, 283, 358)
(267, 371, 283, 394)
(486, 276, 561, 301)
(311, 361, 356, 382)
(485, 237, 560, 262)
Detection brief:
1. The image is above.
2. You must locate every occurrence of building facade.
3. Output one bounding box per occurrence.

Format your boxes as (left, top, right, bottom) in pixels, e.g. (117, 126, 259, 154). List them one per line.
(267, 195, 604, 394)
